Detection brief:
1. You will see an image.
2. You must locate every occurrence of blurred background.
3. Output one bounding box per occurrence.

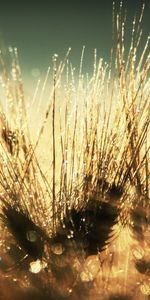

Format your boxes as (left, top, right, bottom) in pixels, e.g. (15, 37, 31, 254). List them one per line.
(0, 0, 149, 82)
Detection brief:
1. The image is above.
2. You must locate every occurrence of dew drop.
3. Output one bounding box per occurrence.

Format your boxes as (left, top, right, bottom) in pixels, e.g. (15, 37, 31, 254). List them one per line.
(29, 260, 42, 274)
(29, 259, 47, 274)
(26, 230, 38, 242)
(67, 288, 72, 294)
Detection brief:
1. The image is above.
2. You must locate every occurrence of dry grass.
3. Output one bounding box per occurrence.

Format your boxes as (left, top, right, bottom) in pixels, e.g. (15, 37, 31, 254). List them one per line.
(0, 2, 150, 300)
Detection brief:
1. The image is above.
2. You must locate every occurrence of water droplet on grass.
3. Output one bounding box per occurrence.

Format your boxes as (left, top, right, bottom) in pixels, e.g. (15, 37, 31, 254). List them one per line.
(26, 230, 38, 242)
(29, 259, 47, 274)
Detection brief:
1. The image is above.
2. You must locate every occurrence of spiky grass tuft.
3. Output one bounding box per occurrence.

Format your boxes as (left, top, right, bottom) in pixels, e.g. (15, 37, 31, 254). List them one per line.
(0, 2, 150, 300)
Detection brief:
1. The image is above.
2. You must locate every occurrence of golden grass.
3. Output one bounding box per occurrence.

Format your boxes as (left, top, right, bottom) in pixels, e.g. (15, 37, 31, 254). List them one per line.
(0, 2, 149, 300)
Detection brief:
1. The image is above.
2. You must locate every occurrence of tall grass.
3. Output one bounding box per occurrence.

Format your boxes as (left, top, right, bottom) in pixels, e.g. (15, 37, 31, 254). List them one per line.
(0, 2, 149, 300)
